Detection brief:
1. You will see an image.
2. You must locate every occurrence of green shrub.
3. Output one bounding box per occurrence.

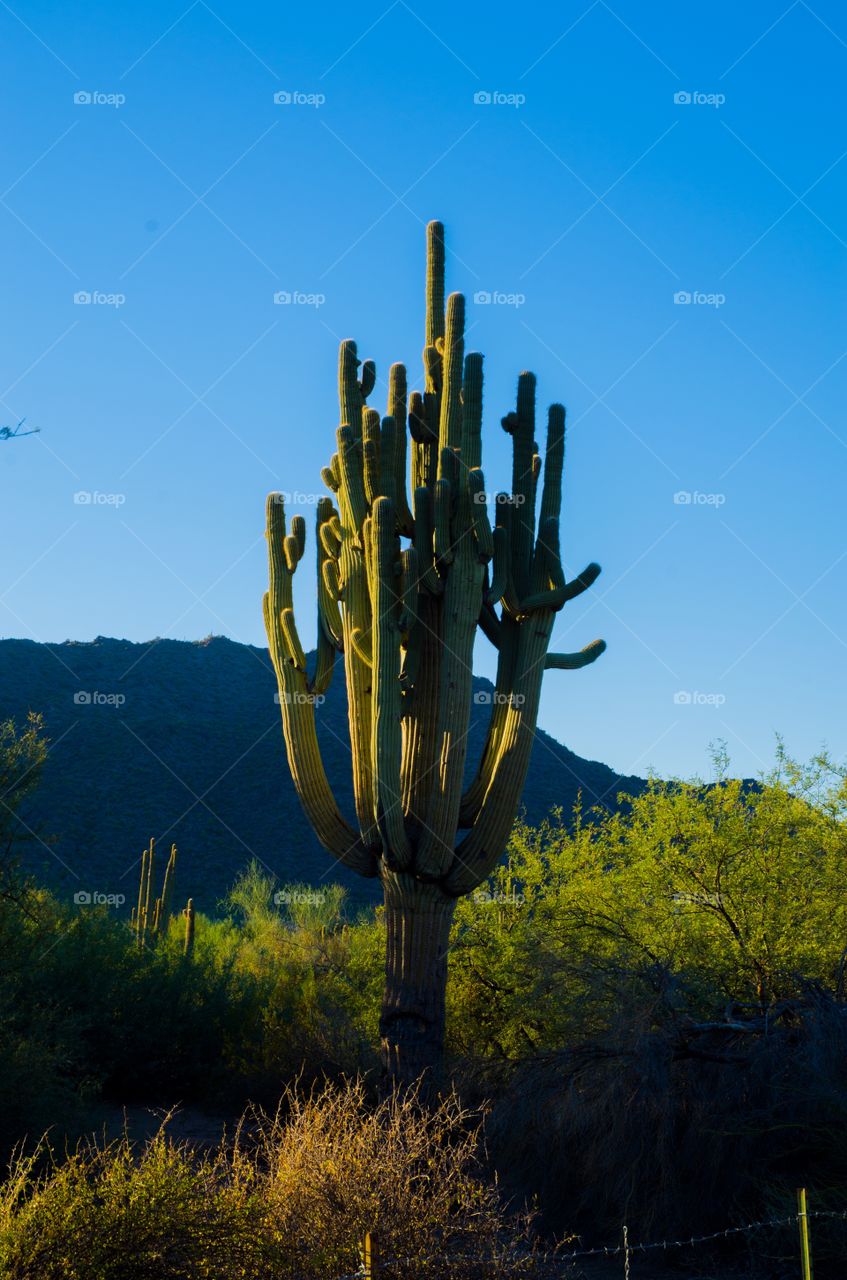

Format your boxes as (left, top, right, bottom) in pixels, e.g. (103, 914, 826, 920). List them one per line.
(0, 1081, 547, 1280)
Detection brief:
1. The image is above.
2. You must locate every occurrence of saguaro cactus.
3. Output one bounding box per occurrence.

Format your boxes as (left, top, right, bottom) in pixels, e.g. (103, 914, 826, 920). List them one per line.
(264, 222, 605, 1085)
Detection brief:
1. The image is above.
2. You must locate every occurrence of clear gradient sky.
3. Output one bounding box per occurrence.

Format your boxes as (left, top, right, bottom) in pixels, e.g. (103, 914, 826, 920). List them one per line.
(1, 0, 845, 782)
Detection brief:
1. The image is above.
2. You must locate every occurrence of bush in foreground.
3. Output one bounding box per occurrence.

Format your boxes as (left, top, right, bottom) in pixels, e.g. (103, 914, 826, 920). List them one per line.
(0, 1080, 548, 1280)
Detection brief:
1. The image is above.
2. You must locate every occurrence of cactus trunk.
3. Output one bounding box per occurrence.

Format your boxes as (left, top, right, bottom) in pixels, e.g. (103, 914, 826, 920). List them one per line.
(264, 222, 606, 1088)
(380, 872, 456, 1086)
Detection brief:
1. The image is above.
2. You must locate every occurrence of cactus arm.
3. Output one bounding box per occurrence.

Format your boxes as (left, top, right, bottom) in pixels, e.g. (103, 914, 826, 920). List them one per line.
(425, 220, 445, 351)
(477, 599, 501, 650)
(485, 505, 511, 606)
(446, 612, 553, 894)
(337, 427, 369, 533)
(264, 495, 376, 875)
(388, 363, 414, 534)
(416, 330, 487, 877)
(545, 639, 607, 669)
(469, 469, 494, 561)
(413, 485, 442, 595)
(458, 611, 519, 826)
(371, 497, 413, 868)
(339, 340, 364, 439)
(362, 409, 381, 507)
(316, 499, 344, 653)
(144, 838, 155, 932)
(160, 843, 176, 925)
(183, 899, 195, 956)
(311, 626, 337, 695)
(433, 478, 453, 568)
(437, 294, 465, 465)
(333, 405, 379, 847)
(350, 624, 373, 667)
(562, 561, 603, 602)
(461, 353, 483, 470)
(503, 372, 537, 599)
(360, 359, 376, 400)
(136, 845, 148, 939)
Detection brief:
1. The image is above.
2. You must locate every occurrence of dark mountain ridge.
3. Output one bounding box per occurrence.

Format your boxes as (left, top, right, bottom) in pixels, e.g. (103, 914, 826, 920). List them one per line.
(0, 636, 644, 913)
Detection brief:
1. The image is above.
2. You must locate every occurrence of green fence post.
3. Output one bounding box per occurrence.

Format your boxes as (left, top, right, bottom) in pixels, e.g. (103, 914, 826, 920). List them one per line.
(797, 1187, 813, 1280)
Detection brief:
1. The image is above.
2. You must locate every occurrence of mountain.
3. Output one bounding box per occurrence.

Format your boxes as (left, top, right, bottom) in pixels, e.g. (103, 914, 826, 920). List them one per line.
(0, 636, 644, 913)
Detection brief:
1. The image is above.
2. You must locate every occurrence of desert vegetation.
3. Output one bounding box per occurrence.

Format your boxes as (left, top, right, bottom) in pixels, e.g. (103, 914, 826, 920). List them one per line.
(1, 706, 846, 1271)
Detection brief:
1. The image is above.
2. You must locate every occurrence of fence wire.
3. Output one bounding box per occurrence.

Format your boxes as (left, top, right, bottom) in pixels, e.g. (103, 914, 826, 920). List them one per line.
(333, 1207, 847, 1277)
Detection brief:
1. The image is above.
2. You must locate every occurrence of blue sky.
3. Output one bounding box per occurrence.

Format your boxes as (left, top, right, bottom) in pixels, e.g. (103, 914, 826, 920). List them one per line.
(1, 0, 845, 782)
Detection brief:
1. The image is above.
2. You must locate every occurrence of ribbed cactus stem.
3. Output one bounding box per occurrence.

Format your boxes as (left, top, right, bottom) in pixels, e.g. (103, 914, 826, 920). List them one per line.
(144, 838, 155, 933)
(160, 844, 176, 927)
(135, 846, 148, 943)
(264, 221, 606, 1087)
(184, 899, 195, 957)
(425, 220, 445, 353)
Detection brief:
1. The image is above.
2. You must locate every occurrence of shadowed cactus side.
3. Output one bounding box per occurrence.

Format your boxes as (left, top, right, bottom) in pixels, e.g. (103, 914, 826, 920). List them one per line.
(264, 221, 606, 1087)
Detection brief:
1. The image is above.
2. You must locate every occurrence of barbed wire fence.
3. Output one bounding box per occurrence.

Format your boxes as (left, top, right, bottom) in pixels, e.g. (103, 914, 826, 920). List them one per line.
(333, 1191, 842, 1278)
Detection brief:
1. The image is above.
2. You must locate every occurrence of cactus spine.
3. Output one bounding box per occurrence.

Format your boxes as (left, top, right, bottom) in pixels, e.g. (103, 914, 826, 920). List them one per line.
(264, 222, 605, 1086)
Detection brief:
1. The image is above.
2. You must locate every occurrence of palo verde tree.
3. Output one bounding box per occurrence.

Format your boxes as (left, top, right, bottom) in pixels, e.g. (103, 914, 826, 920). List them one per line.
(264, 221, 606, 1086)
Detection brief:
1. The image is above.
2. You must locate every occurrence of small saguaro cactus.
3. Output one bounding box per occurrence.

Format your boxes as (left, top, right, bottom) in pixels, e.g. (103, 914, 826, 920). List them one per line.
(264, 221, 606, 1086)
(183, 898, 195, 957)
(133, 838, 178, 947)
